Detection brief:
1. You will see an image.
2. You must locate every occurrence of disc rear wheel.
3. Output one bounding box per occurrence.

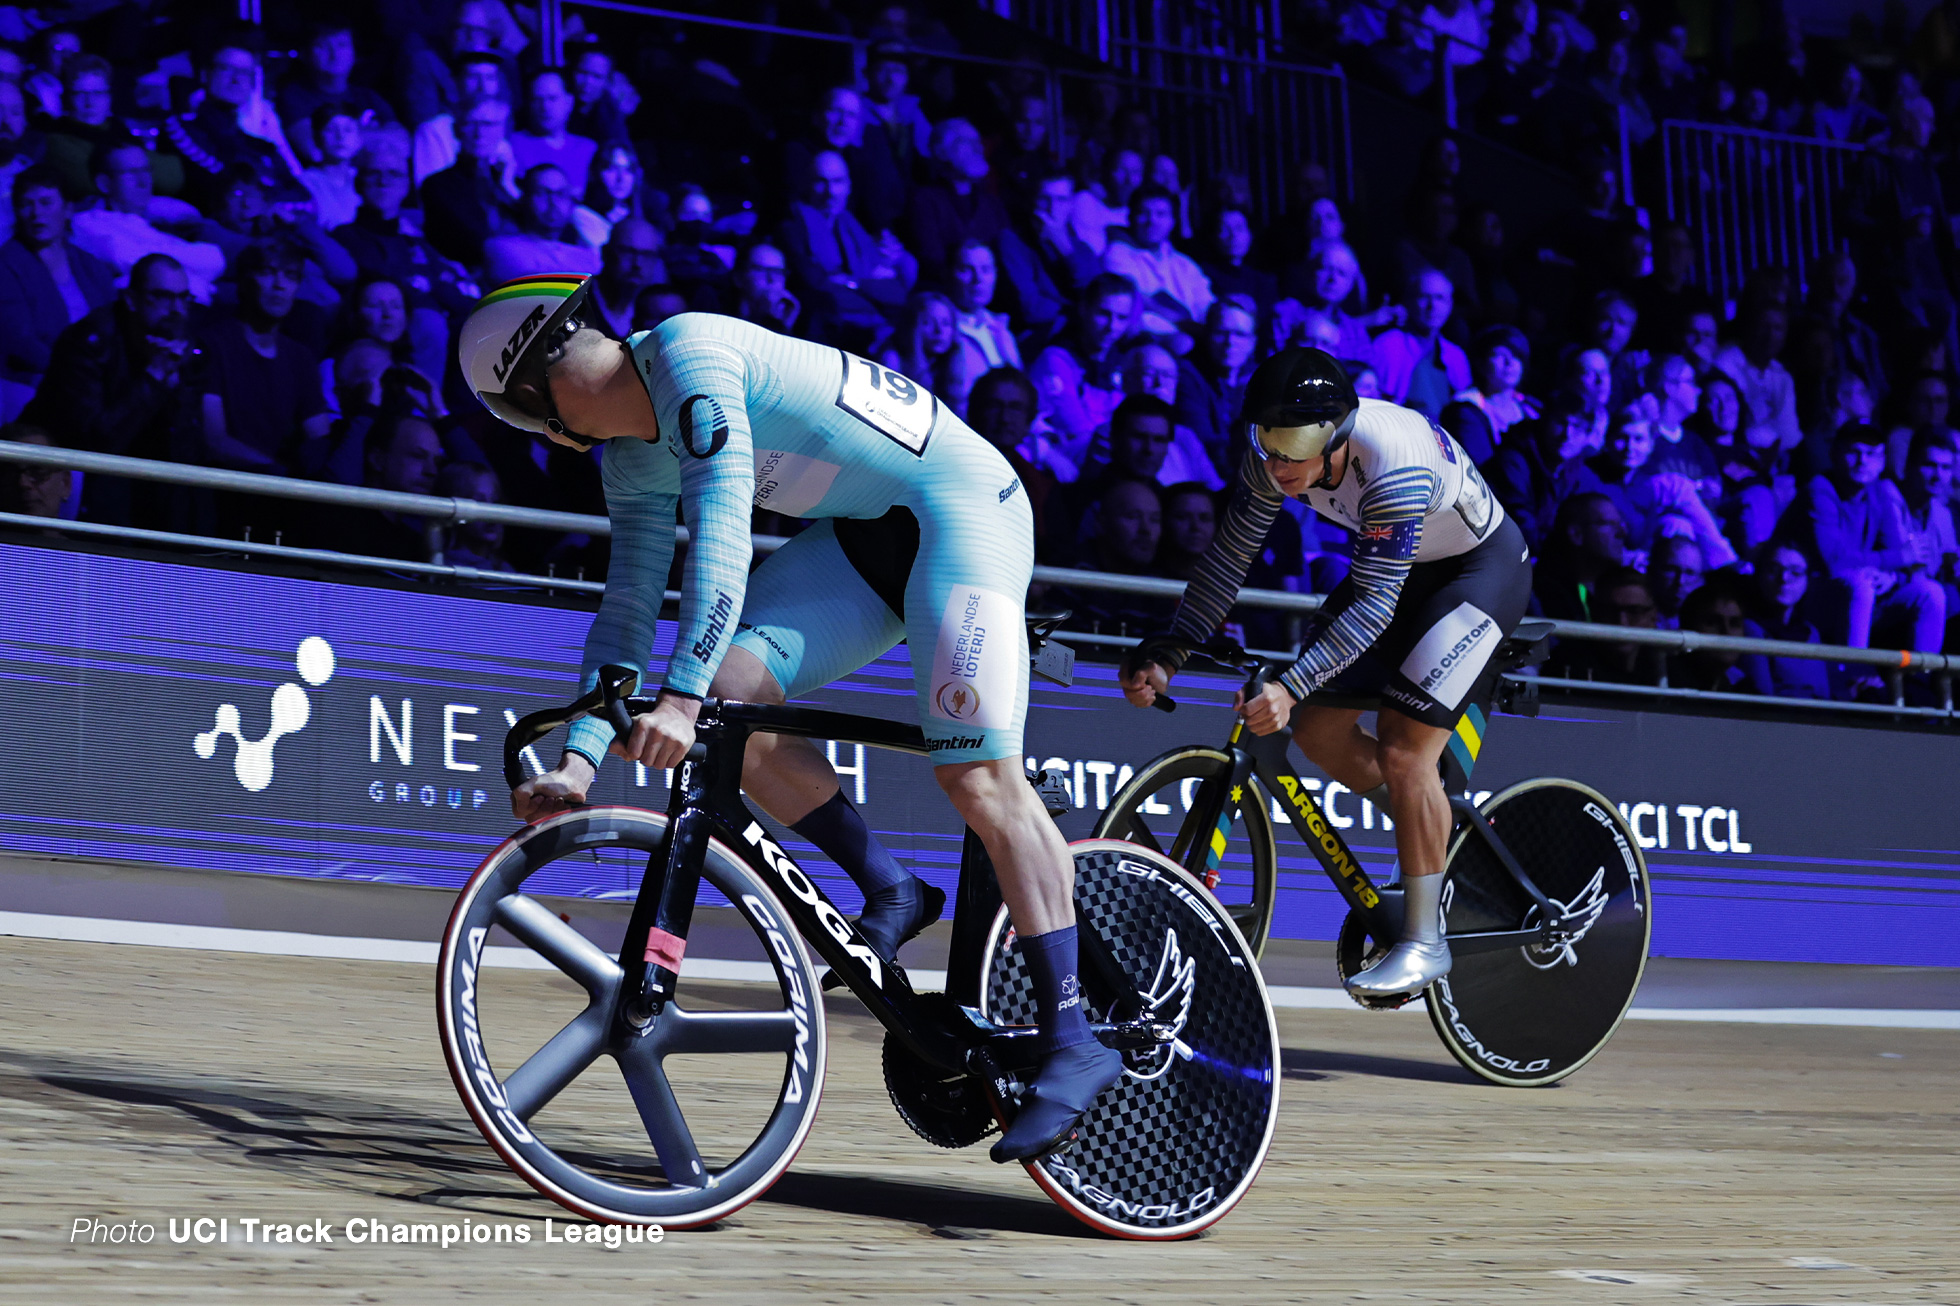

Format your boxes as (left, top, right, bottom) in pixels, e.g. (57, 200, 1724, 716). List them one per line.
(1426, 780, 1651, 1086)
(979, 841, 1281, 1239)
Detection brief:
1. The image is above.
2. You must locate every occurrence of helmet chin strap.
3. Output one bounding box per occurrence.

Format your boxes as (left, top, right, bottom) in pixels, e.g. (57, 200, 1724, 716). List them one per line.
(1310, 444, 1343, 491)
(538, 323, 625, 451)
(1313, 409, 1357, 487)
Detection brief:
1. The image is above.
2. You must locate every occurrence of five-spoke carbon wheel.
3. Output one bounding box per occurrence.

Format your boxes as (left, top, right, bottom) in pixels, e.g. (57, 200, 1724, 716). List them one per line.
(1094, 747, 1279, 958)
(979, 841, 1281, 1239)
(438, 806, 826, 1225)
(1428, 779, 1652, 1086)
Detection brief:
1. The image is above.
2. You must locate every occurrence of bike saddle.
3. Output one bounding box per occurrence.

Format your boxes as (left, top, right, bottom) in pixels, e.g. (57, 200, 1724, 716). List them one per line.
(1492, 620, 1555, 674)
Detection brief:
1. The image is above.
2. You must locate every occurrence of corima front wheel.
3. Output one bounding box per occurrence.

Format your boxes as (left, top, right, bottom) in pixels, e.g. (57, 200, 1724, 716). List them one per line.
(438, 806, 826, 1225)
(1094, 746, 1279, 958)
(1427, 779, 1652, 1087)
(979, 841, 1281, 1239)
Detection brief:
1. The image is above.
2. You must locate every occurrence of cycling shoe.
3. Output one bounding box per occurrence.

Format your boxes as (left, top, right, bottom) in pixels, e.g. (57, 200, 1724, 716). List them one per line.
(822, 878, 945, 990)
(989, 1040, 1124, 1164)
(1343, 939, 1450, 998)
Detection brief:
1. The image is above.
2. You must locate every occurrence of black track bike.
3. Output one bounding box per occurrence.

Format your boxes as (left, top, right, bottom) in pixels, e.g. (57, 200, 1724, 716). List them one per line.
(438, 622, 1280, 1236)
(1095, 627, 1651, 1086)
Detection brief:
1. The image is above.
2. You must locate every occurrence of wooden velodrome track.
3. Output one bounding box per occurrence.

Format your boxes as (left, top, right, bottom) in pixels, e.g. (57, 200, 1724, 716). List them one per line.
(0, 861, 1955, 1305)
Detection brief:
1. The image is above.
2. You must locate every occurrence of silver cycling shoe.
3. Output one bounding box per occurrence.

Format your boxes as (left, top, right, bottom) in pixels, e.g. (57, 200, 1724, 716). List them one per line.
(1343, 939, 1451, 998)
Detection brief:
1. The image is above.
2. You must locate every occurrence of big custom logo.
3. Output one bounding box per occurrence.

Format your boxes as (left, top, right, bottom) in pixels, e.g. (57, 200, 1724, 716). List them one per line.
(193, 637, 337, 792)
(1419, 615, 1494, 696)
(1400, 600, 1497, 710)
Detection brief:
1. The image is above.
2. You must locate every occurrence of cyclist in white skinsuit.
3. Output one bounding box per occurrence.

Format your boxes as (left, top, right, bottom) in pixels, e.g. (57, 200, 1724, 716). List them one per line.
(458, 275, 1124, 1162)
(1124, 348, 1532, 997)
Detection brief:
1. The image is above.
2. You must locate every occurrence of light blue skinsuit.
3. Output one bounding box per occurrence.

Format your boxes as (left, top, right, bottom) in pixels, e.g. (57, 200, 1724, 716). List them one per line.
(562, 313, 1035, 769)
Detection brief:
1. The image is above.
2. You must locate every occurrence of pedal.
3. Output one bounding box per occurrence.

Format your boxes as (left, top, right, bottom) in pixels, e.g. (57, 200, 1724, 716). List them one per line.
(1032, 637, 1075, 687)
(1099, 1017, 1179, 1051)
(1346, 988, 1416, 1012)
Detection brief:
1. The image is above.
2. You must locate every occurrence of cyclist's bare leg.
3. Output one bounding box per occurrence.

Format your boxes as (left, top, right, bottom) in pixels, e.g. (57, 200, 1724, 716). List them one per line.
(1347, 708, 1457, 997)
(938, 757, 1122, 1162)
(709, 648, 835, 824)
(934, 757, 1073, 935)
(712, 648, 942, 961)
(1374, 709, 1453, 880)
(1289, 705, 1383, 792)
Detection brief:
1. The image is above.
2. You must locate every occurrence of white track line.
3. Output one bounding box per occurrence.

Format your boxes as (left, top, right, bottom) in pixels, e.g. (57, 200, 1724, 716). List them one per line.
(3, 910, 1956, 1031)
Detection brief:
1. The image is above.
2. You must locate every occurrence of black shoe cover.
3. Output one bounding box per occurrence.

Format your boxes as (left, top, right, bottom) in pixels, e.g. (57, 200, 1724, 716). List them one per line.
(822, 878, 946, 990)
(989, 1041, 1124, 1163)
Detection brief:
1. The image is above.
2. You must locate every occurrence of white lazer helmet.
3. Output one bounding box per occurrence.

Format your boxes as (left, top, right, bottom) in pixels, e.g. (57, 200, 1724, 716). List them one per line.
(458, 273, 596, 436)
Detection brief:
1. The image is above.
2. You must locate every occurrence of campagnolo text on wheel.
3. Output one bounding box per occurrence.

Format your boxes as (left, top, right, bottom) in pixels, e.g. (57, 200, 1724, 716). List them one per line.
(434, 278, 1278, 1235)
(1111, 348, 1652, 1085)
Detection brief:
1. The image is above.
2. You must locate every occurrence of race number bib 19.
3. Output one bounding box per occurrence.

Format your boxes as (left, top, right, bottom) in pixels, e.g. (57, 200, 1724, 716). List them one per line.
(837, 352, 936, 455)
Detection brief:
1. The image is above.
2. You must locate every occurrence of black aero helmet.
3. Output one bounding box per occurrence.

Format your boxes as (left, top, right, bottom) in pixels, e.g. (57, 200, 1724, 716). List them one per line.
(1241, 346, 1359, 462)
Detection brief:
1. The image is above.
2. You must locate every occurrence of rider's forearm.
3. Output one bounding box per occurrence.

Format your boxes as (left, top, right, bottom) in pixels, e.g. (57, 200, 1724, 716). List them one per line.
(1279, 469, 1432, 700)
(1277, 552, 1410, 700)
(662, 340, 761, 698)
(1167, 444, 1284, 667)
(567, 485, 679, 765)
(663, 498, 754, 697)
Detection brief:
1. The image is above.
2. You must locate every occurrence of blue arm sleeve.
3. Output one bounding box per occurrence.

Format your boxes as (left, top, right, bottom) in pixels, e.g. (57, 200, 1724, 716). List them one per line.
(656, 338, 758, 698)
(566, 470, 680, 767)
(1276, 467, 1436, 701)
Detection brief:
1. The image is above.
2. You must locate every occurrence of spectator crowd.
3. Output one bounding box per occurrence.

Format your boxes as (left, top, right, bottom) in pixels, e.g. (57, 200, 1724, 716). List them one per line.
(1, 0, 1958, 704)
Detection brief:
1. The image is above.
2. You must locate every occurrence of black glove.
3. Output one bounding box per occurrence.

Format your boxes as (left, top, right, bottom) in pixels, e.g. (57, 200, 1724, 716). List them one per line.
(1121, 632, 1183, 682)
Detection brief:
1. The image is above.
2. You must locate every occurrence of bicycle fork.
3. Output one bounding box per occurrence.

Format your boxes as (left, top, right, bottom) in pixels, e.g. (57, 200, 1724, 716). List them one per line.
(1177, 722, 1262, 892)
(617, 746, 716, 1029)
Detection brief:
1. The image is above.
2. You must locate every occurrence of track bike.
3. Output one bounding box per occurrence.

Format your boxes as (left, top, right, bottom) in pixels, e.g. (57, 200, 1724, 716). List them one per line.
(437, 619, 1280, 1236)
(1096, 625, 1651, 1086)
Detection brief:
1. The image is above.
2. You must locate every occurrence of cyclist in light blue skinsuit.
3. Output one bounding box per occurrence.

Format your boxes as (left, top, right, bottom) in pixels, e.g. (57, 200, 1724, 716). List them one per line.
(458, 276, 1122, 1162)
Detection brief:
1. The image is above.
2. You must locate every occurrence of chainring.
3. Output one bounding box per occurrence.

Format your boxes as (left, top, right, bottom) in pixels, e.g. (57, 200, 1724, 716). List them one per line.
(882, 1031, 998, 1149)
(1335, 908, 1416, 1011)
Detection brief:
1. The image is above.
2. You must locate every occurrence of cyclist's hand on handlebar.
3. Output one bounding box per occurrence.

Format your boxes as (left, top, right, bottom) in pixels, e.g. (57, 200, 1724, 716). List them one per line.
(612, 692, 701, 771)
(1122, 661, 1171, 708)
(1235, 681, 1297, 736)
(512, 752, 595, 821)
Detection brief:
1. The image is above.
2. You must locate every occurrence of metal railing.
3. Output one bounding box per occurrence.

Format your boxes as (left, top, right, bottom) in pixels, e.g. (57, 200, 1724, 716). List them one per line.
(4, 443, 1955, 723)
(537, 0, 1310, 231)
(1006, 0, 1357, 210)
(1661, 119, 1865, 308)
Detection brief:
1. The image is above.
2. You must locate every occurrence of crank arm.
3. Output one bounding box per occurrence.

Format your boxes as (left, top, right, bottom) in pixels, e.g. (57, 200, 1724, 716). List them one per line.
(1444, 927, 1549, 957)
(1098, 1015, 1180, 1051)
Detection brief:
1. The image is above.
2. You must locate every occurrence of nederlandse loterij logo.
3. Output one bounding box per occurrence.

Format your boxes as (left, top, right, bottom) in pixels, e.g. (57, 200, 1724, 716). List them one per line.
(193, 637, 337, 792)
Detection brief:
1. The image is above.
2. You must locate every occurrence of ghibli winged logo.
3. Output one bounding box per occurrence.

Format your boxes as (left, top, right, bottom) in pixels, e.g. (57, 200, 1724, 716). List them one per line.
(1521, 867, 1610, 970)
(1124, 930, 1198, 1082)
